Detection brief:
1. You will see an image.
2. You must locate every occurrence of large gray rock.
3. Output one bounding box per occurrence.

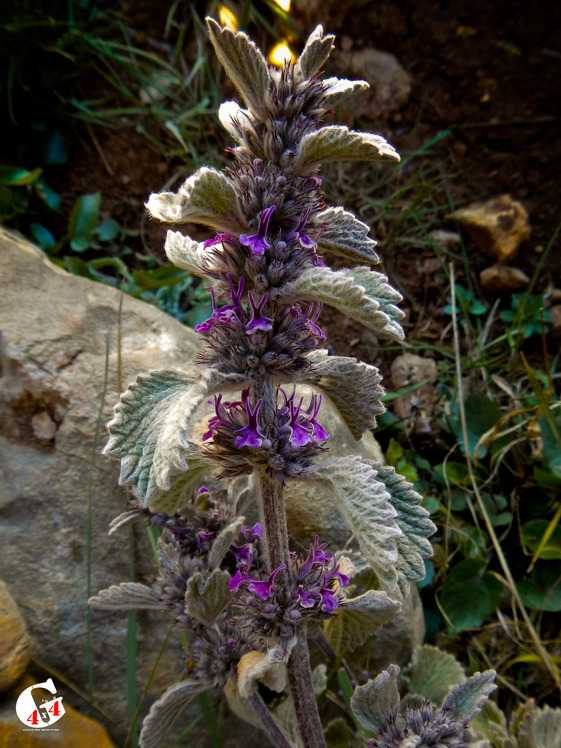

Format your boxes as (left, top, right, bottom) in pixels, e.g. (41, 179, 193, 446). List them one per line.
(0, 229, 390, 743)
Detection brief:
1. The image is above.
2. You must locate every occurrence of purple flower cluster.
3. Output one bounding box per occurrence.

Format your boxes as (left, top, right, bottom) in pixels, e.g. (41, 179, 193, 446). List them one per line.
(194, 272, 326, 381)
(228, 533, 350, 640)
(202, 387, 329, 480)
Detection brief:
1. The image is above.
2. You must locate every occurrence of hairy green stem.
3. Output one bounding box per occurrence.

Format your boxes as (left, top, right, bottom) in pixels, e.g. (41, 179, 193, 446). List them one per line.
(254, 378, 327, 748)
(286, 628, 327, 748)
(249, 692, 294, 748)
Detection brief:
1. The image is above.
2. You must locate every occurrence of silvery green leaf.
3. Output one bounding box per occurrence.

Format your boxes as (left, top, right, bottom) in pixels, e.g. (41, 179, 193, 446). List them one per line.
(351, 665, 400, 731)
(108, 510, 142, 535)
(402, 645, 465, 705)
(165, 231, 206, 276)
(322, 77, 370, 107)
(281, 265, 404, 340)
(471, 701, 513, 748)
(292, 126, 400, 175)
(295, 25, 335, 80)
(303, 354, 385, 439)
(218, 100, 255, 142)
(229, 472, 258, 514)
(139, 679, 204, 748)
(315, 457, 402, 595)
(324, 590, 401, 654)
(373, 465, 436, 595)
(317, 206, 380, 265)
(148, 457, 212, 514)
(146, 166, 245, 233)
(206, 18, 270, 117)
(184, 569, 232, 625)
(104, 370, 213, 503)
(350, 267, 405, 340)
(208, 516, 245, 569)
(519, 704, 561, 748)
(312, 664, 327, 696)
(89, 582, 161, 610)
(442, 671, 497, 723)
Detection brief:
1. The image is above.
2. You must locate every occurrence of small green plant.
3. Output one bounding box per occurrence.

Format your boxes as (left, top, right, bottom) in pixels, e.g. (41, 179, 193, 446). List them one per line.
(500, 292, 551, 340)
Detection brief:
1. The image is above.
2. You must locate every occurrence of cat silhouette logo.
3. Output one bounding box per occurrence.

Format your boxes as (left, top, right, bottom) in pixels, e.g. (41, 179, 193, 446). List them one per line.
(15, 678, 65, 728)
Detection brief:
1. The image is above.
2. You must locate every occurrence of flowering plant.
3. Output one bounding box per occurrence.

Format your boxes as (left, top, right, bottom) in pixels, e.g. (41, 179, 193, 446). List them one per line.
(91, 20, 494, 748)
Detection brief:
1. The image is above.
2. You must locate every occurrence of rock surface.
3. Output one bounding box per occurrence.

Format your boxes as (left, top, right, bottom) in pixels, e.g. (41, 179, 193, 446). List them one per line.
(452, 194, 531, 263)
(391, 353, 439, 436)
(0, 579, 32, 692)
(0, 228, 389, 743)
(480, 263, 530, 293)
(335, 47, 411, 118)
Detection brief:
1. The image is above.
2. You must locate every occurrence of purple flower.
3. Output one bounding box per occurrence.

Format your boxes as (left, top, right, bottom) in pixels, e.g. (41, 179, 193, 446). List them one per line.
(303, 394, 330, 442)
(247, 564, 286, 601)
(239, 205, 276, 255)
(203, 232, 234, 248)
(234, 397, 265, 449)
(196, 531, 214, 548)
(295, 585, 317, 608)
(229, 569, 250, 592)
(230, 542, 254, 565)
(246, 291, 273, 334)
(194, 276, 245, 335)
(319, 586, 339, 612)
(288, 207, 315, 249)
(242, 523, 262, 538)
(298, 536, 330, 579)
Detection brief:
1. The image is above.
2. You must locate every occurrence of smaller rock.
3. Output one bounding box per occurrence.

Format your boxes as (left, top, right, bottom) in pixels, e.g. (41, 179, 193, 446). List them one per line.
(31, 412, 58, 440)
(427, 230, 462, 250)
(335, 48, 411, 118)
(391, 353, 439, 436)
(452, 194, 531, 263)
(0, 579, 32, 692)
(480, 264, 530, 293)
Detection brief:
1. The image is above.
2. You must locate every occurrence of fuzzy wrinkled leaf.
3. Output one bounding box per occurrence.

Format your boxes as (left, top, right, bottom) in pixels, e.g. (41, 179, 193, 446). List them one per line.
(218, 100, 254, 142)
(146, 166, 245, 233)
(208, 516, 245, 569)
(184, 569, 232, 625)
(324, 590, 401, 654)
(139, 679, 203, 748)
(322, 77, 370, 107)
(351, 665, 400, 731)
(315, 457, 402, 595)
(237, 648, 289, 699)
(104, 370, 214, 503)
(89, 582, 161, 611)
(148, 458, 212, 514)
(164, 231, 207, 275)
(471, 701, 514, 748)
(317, 206, 380, 265)
(281, 265, 405, 340)
(519, 704, 561, 748)
(442, 671, 497, 723)
(206, 18, 270, 117)
(303, 352, 385, 439)
(292, 126, 400, 175)
(296, 25, 335, 80)
(403, 645, 465, 705)
(373, 465, 436, 596)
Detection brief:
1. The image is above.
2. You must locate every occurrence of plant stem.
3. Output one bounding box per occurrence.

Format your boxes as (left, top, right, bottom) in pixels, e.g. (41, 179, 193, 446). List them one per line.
(249, 692, 294, 748)
(286, 628, 327, 748)
(254, 378, 327, 748)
